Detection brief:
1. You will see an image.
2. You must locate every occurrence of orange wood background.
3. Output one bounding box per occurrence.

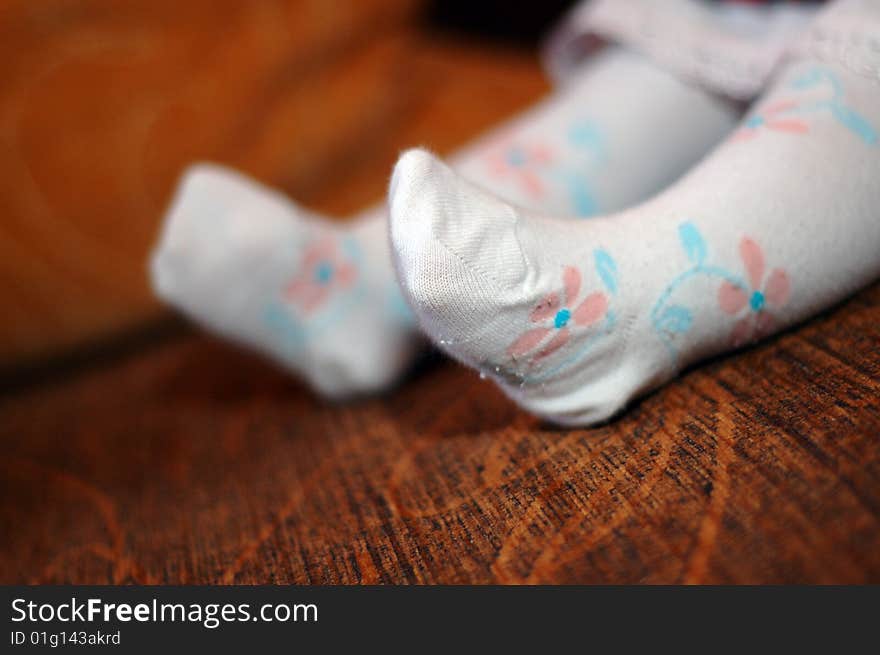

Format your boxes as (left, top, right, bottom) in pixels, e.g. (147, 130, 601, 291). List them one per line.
(1, 0, 429, 365)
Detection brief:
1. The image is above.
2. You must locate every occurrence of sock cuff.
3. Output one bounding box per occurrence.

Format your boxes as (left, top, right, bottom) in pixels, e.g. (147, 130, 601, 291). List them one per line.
(541, 0, 817, 100)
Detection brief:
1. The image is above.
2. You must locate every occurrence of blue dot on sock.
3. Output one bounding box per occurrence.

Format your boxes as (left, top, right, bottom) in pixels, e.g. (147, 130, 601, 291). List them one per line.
(750, 290, 765, 311)
(554, 308, 571, 328)
(314, 262, 334, 284)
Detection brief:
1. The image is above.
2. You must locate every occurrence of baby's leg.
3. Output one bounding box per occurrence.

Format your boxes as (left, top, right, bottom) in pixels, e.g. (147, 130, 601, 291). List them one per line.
(389, 22, 880, 423)
(151, 47, 737, 396)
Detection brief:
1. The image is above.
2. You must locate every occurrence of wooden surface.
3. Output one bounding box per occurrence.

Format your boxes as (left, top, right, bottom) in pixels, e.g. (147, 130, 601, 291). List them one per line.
(2, 284, 879, 584)
(2, 2, 879, 584)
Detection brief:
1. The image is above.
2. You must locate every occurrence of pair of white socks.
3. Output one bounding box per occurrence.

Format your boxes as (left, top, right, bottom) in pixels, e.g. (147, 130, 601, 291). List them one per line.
(152, 3, 880, 425)
(152, 47, 736, 398)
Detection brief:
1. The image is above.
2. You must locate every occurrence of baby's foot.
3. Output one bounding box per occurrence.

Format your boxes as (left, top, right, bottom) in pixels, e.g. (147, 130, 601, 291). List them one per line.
(389, 149, 670, 425)
(151, 164, 423, 397)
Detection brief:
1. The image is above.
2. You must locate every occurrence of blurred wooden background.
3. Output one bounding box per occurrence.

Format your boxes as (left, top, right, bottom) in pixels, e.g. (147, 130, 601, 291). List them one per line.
(0, 0, 559, 369)
(1, 0, 878, 584)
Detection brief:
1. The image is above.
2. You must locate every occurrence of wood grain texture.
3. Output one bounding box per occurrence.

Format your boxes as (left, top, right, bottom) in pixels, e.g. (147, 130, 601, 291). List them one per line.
(1, 282, 878, 584)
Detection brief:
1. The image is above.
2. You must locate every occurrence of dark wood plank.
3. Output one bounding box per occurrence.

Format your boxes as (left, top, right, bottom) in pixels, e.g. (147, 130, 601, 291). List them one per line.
(1, 281, 878, 584)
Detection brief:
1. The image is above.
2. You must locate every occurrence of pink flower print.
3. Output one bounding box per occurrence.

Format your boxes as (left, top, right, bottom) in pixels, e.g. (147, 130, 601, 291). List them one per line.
(718, 237, 791, 347)
(733, 100, 810, 142)
(285, 237, 356, 315)
(485, 138, 554, 199)
(507, 266, 608, 363)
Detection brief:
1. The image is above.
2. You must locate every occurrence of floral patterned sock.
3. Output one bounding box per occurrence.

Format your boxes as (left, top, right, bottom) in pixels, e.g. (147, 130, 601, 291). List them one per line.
(151, 166, 422, 397)
(150, 47, 737, 397)
(388, 44, 880, 424)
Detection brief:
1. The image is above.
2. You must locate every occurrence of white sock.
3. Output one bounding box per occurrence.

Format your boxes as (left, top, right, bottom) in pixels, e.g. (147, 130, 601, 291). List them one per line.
(388, 32, 880, 424)
(151, 47, 737, 397)
(151, 167, 417, 397)
(450, 47, 737, 217)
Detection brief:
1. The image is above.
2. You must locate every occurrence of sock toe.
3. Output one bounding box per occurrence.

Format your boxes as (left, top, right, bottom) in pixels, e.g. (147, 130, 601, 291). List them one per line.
(388, 148, 538, 363)
(389, 148, 529, 287)
(151, 163, 309, 301)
